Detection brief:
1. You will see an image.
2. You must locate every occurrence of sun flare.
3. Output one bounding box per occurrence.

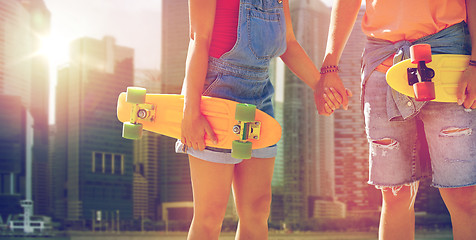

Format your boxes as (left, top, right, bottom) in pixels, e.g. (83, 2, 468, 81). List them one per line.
(38, 34, 69, 65)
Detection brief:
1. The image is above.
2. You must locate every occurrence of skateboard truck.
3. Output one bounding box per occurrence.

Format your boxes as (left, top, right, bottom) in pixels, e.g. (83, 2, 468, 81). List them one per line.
(407, 44, 436, 101)
(131, 103, 156, 123)
(122, 87, 155, 139)
(231, 104, 260, 159)
(233, 121, 261, 141)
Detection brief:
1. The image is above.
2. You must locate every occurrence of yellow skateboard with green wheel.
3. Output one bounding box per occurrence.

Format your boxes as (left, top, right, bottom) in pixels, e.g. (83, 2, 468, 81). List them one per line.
(117, 87, 282, 159)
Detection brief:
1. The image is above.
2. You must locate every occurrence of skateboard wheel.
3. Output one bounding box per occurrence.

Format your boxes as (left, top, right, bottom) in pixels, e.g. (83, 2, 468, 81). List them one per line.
(122, 122, 143, 139)
(410, 44, 432, 64)
(413, 82, 435, 101)
(126, 87, 146, 104)
(235, 104, 256, 122)
(231, 141, 252, 159)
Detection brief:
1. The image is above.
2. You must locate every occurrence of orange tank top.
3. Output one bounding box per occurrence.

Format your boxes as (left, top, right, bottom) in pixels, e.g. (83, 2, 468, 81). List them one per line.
(362, 0, 467, 42)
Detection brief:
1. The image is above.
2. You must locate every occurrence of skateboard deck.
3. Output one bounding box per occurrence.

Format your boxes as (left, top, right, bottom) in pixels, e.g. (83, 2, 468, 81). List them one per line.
(117, 87, 282, 159)
(387, 53, 469, 102)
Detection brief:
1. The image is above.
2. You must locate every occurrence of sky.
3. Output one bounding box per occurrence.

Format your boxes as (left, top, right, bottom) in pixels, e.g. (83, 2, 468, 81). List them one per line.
(43, 0, 163, 69)
(42, 0, 335, 123)
(43, 0, 164, 123)
(42, 0, 335, 68)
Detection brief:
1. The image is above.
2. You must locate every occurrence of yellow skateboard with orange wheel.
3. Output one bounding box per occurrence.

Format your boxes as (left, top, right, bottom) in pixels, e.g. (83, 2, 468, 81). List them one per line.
(386, 44, 470, 102)
(116, 87, 282, 159)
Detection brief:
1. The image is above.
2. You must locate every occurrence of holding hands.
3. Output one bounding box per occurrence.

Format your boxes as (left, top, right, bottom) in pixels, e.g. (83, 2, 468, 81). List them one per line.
(314, 66, 352, 116)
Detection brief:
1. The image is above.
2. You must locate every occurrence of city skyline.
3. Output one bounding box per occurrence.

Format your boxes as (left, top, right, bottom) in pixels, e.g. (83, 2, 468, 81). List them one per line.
(42, 0, 336, 67)
(0, 0, 453, 234)
(42, 0, 337, 124)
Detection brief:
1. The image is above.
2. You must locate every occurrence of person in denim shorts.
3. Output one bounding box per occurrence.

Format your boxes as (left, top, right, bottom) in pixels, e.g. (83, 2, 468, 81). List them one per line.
(179, 0, 339, 239)
(316, 0, 476, 239)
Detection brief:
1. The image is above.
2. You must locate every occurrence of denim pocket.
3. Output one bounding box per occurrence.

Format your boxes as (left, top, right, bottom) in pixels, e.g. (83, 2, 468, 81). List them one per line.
(247, 7, 285, 59)
(202, 72, 223, 95)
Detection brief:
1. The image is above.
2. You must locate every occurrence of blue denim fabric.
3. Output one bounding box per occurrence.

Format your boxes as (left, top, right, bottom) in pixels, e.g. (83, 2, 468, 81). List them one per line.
(362, 22, 476, 188)
(176, 0, 286, 164)
(362, 21, 471, 121)
(365, 72, 476, 188)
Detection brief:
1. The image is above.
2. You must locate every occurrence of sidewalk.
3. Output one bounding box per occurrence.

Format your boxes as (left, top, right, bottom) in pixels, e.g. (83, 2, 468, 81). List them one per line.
(68, 230, 453, 240)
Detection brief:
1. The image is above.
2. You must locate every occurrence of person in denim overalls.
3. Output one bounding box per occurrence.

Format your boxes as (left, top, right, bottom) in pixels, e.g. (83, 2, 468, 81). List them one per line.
(179, 0, 337, 239)
(318, 0, 476, 239)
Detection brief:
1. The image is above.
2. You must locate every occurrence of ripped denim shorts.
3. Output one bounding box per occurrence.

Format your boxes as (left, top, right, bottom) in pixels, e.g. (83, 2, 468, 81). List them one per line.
(364, 71, 476, 188)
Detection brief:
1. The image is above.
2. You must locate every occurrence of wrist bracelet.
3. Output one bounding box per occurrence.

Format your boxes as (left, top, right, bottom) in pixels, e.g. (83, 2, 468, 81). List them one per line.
(320, 65, 339, 74)
(469, 60, 476, 67)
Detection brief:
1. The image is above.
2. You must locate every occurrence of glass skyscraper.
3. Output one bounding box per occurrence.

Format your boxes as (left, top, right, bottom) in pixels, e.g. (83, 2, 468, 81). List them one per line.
(53, 36, 134, 223)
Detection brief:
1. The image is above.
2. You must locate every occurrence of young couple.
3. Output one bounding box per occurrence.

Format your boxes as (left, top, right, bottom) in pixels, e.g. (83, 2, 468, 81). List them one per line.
(177, 0, 476, 239)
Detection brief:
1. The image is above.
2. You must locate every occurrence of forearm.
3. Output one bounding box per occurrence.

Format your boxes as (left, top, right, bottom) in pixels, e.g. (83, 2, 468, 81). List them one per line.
(183, 37, 210, 116)
(322, 0, 361, 66)
(183, 0, 216, 116)
(280, 0, 319, 89)
(467, 0, 476, 59)
(280, 40, 320, 89)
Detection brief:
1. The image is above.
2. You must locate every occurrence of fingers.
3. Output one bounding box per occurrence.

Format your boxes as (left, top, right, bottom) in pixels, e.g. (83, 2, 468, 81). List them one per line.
(327, 88, 343, 105)
(181, 115, 217, 151)
(323, 88, 342, 110)
(204, 122, 218, 145)
(456, 81, 468, 106)
(458, 66, 476, 109)
(324, 103, 334, 115)
(463, 94, 476, 109)
(462, 80, 476, 109)
(457, 74, 476, 109)
(182, 136, 206, 151)
(333, 87, 349, 110)
(342, 88, 352, 110)
(346, 88, 353, 97)
(323, 87, 352, 111)
(323, 92, 338, 110)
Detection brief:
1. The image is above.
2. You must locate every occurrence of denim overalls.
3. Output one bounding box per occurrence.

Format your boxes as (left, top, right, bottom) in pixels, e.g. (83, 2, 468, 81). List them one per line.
(176, 0, 286, 164)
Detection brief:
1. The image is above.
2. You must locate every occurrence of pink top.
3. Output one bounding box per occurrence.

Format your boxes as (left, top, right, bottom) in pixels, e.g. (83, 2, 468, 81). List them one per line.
(209, 0, 240, 58)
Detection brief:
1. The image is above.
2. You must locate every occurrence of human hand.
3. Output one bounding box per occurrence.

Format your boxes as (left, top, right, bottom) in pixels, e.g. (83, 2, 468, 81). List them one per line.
(323, 87, 353, 110)
(181, 109, 218, 151)
(456, 65, 476, 109)
(314, 72, 352, 116)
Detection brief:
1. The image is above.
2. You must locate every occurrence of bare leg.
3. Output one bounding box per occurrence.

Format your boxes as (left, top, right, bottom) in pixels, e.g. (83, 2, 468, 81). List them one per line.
(439, 186, 476, 240)
(232, 157, 275, 240)
(187, 156, 235, 240)
(379, 182, 419, 240)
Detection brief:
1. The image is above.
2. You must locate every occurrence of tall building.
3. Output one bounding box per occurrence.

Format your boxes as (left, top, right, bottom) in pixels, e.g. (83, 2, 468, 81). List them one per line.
(160, 0, 188, 94)
(50, 67, 69, 220)
(53, 36, 134, 223)
(22, 0, 52, 217)
(333, 7, 382, 217)
(49, 123, 67, 220)
(0, 95, 33, 219)
(0, 0, 48, 218)
(271, 0, 343, 224)
(0, 0, 32, 106)
(158, 0, 193, 221)
(132, 69, 162, 221)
